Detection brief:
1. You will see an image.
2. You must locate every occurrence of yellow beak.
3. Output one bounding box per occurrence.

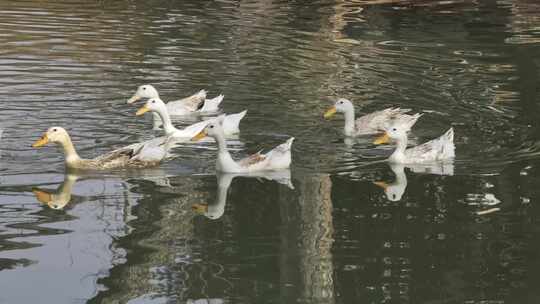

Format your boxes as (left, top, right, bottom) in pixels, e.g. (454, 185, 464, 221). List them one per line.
(323, 106, 337, 119)
(32, 134, 49, 148)
(192, 203, 208, 214)
(191, 130, 207, 141)
(373, 132, 390, 145)
(127, 94, 141, 104)
(33, 189, 52, 204)
(373, 181, 389, 190)
(136, 105, 150, 116)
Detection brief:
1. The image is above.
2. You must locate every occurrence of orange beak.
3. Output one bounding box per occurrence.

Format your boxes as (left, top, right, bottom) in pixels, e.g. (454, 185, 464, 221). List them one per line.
(373, 132, 390, 145)
(323, 106, 337, 119)
(32, 134, 49, 148)
(191, 130, 207, 141)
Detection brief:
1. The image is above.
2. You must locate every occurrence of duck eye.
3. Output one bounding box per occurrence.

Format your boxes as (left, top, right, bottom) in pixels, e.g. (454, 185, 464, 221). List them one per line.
(143, 87, 146, 90)
(52, 128, 57, 132)
(210, 125, 214, 129)
(151, 100, 155, 103)
(392, 128, 397, 131)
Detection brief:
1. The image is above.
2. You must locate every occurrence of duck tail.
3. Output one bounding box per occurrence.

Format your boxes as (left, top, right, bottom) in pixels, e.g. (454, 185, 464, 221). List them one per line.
(282, 137, 295, 150)
(200, 94, 224, 112)
(223, 110, 247, 135)
(407, 112, 424, 129)
(440, 127, 455, 159)
(443, 127, 454, 142)
(194, 89, 207, 99)
(393, 107, 412, 115)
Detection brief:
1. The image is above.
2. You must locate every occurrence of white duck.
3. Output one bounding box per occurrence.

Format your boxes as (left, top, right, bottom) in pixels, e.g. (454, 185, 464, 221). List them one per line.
(192, 170, 294, 220)
(127, 84, 223, 114)
(136, 98, 246, 138)
(374, 124, 455, 164)
(128, 84, 224, 128)
(191, 116, 294, 173)
(32, 127, 171, 170)
(324, 98, 422, 136)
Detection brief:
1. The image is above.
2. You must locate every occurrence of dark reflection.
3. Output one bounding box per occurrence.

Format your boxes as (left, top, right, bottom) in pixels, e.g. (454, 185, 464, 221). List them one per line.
(32, 173, 79, 210)
(193, 170, 293, 220)
(279, 173, 335, 303)
(375, 162, 454, 201)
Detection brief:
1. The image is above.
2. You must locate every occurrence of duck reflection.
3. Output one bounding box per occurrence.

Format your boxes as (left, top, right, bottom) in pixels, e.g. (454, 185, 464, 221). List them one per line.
(193, 170, 294, 220)
(375, 162, 454, 201)
(32, 173, 80, 210)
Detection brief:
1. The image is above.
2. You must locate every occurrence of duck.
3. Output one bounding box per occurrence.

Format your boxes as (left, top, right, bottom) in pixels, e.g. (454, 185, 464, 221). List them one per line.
(192, 170, 294, 220)
(127, 84, 223, 114)
(323, 98, 422, 136)
(136, 98, 246, 138)
(374, 123, 455, 164)
(32, 127, 170, 170)
(191, 116, 294, 173)
(33, 173, 79, 210)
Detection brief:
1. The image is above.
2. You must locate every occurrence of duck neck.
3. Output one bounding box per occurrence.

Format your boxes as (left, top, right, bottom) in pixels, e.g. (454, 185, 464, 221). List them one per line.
(343, 109, 355, 136)
(389, 136, 408, 162)
(60, 136, 81, 166)
(214, 132, 236, 171)
(155, 103, 177, 136)
(215, 131, 228, 154)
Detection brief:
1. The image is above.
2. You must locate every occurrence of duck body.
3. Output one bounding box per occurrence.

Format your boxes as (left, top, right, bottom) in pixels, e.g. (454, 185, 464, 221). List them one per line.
(136, 97, 246, 139)
(375, 125, 455, 164)
(32, 127, 169, 170)
(324, 98, 422, 136)
(191, 116, 294, 173)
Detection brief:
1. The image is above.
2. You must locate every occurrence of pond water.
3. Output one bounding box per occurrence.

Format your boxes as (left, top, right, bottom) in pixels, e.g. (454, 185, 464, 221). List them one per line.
(1, 0, 540, 303)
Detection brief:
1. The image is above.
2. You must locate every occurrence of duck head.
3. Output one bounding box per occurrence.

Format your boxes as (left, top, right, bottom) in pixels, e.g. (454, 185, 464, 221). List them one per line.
(373, 124, 409, 145)
(127, 84, 159, 104)
(324, 98, 354, 119)
(32, 127, 70, 148)
(191, 115, 225, 141)
(136, 98, 167, 116)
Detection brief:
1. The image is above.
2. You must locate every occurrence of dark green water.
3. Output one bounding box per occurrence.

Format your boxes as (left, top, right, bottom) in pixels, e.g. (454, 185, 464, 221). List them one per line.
(2, 0, 540, 303)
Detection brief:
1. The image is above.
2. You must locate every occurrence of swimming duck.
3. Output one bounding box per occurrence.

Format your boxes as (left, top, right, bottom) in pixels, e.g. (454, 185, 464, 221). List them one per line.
(127, 84, 223, 114)
(374, 124, 455, 164)
(128, 84, 224, 128)
(191, 116, 294, 173)
(324, 98, 422, 136)
(136, 98, 246, 138)
(32, 127, 170, 170)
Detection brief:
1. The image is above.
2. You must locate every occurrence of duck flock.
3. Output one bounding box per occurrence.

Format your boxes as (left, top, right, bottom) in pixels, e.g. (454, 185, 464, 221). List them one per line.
(31, 84, 455, 173)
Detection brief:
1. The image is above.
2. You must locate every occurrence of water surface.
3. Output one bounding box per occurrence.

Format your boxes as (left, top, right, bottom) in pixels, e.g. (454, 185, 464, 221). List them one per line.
(2, 0, 540, 303)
